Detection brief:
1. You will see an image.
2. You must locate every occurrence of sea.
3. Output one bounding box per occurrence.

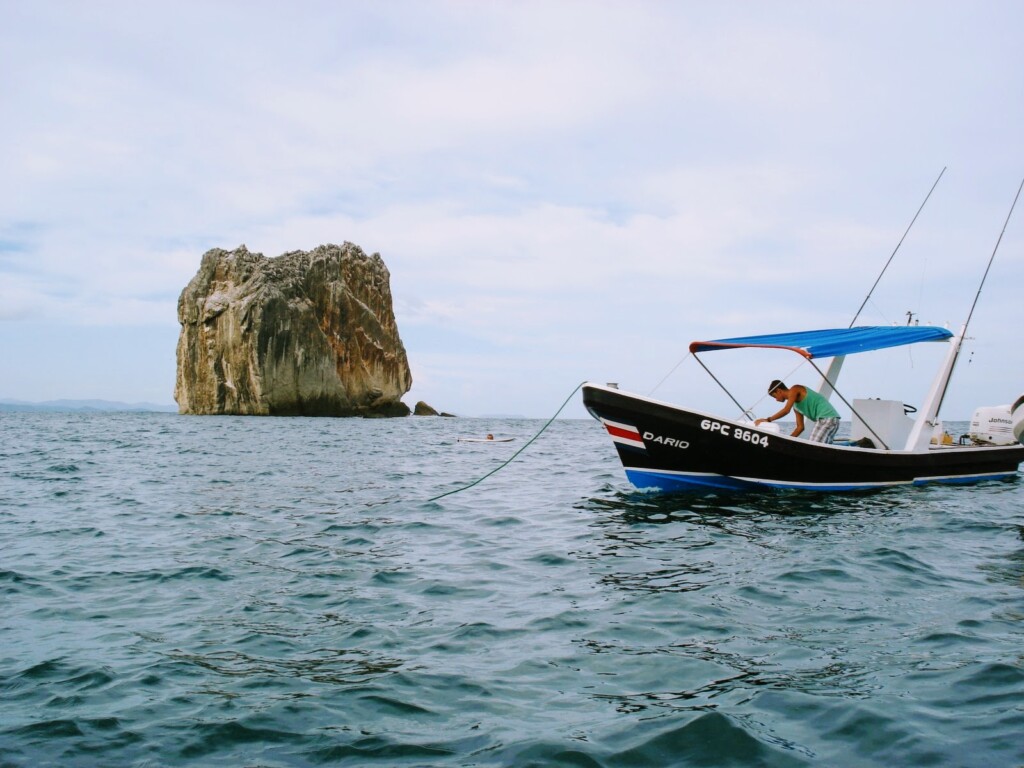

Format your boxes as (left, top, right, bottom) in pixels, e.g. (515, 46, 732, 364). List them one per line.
(2, 411, 1023, 768)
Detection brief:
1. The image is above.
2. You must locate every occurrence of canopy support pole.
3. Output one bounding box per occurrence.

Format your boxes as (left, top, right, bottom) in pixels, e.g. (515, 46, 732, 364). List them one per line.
(817, 355, 846, 402)
(905, 325, 965, 451)
(693, 355, 755, 421)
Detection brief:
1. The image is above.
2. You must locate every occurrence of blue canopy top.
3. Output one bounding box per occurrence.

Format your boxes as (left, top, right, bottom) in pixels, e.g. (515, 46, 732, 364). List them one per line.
(689, 325, 953, 359)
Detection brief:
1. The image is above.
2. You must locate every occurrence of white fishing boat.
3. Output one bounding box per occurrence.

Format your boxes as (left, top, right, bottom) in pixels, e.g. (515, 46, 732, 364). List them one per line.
(583, 325, 1024, 492)
(584, 176, 1024, 492)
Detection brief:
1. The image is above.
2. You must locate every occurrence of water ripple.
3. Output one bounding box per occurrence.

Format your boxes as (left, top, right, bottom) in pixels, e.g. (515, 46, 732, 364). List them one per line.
(1, 412, 1022, 767)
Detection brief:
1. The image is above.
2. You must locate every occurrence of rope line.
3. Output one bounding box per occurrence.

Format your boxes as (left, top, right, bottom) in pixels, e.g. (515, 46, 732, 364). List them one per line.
(426, 381, 586, 503)
(647, 352, 691, 396)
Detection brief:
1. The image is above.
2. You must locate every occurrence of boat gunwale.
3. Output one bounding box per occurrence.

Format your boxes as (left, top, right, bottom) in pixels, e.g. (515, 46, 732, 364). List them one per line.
(583, 382, 1016, 458)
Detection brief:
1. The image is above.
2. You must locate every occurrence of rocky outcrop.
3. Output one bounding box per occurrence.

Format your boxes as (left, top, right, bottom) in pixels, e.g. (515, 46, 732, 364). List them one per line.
(412, 401, 457, 417)
(175, 243, 412, 416)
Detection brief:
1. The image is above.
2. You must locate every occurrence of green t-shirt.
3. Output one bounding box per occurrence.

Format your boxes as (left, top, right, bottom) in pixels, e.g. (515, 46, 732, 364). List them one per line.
(794, 388, 840, 421)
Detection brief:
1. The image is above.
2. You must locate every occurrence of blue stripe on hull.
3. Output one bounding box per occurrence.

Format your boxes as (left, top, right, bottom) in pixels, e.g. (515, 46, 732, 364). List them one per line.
(626, 468, 899, 492)
(912, 472, 1019, 486)
(625, 469, 756, 492)
(626, 467, 1019, 493)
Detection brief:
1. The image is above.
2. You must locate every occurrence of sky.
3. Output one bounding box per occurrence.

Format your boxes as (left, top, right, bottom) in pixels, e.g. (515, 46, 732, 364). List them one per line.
(2, 1, 1023, 420)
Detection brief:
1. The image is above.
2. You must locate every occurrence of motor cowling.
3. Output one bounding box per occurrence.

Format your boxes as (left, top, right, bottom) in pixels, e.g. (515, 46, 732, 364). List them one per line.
(968, 404, 1016, 445)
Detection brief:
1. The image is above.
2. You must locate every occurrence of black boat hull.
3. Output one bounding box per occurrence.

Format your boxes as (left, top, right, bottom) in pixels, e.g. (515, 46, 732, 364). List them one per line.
(583, 384, 1024, 492)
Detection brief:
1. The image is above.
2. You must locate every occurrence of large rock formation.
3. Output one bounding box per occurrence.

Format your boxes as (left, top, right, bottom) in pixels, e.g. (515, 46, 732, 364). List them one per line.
(175, 243, 413, 416)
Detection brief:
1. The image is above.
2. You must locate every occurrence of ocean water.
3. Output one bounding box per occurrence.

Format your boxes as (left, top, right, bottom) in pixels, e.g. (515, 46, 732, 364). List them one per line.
(2, 411, 1023, 768)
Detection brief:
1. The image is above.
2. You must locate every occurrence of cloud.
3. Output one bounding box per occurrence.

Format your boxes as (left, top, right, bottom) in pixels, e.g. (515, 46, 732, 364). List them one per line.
(1, 1, 1022, 417)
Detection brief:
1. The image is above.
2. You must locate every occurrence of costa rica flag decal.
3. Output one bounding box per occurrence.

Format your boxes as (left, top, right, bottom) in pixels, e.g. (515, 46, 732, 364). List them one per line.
(601, 418, 647, 452)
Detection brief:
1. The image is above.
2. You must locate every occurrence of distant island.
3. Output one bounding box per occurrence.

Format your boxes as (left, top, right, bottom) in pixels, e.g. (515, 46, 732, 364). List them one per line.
(0, 399, 178, 413)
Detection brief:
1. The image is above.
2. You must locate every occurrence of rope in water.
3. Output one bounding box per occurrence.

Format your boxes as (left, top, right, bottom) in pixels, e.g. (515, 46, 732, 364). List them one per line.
(426, 381, 586, 503)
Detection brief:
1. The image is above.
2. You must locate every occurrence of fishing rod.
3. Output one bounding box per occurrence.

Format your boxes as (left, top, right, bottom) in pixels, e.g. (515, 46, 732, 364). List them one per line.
(934, 175, 1024, 417)
(754, 169, 949, 420)
(961, 177, 1024, 336)
(653, 169, 948, 400)
(849, 166, 946, 328)
(810, 168, 948, 423)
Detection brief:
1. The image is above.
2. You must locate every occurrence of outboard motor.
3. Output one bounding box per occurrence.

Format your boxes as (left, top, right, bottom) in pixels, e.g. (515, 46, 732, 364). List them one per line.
(969, 404, 1016, 445)
(1012, 393, 1024, 445)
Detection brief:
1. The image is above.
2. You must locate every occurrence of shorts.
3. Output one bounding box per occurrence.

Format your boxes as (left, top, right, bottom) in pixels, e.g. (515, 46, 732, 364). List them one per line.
(809, 417, 840, 444)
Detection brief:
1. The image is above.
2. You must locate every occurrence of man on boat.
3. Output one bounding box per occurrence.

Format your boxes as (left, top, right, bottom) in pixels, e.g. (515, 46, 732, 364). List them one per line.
(755, 380, 841, 443)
